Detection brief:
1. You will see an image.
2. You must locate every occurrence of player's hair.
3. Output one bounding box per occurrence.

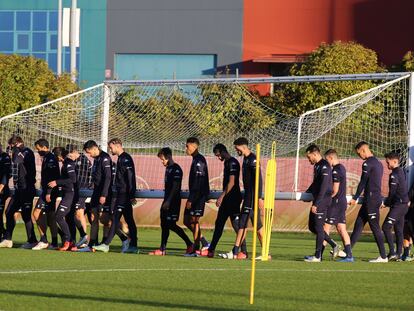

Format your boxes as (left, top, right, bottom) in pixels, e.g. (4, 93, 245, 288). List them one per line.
(66, 144, 78, 153)
(186, 137, 200, 145)
(324, 149, 338, 157)
(305, 144, 320, 153)
(384, 151, 400, 161)
(157, 147, 172, 158)
(355, 141, 369, 150)
(34, 138, 49, 148)
(83, 140, 98, 151)
(233, 137, 249, 146)
(108, 138, 123, 146)
(8, 135, 24, 146)
(213, 143, 227, 154)
(52, 146, 68, 158)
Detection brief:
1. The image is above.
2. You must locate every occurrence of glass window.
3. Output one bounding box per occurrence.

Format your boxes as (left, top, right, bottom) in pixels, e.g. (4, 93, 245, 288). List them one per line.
(33, 53, 46, 61)
(17, 34, 29, 50)
(50, 34, 57, 50)
(32, 32, 46, 52)
(64, 53, 70, 72)
(0, 12, 14, 31)
(49, 11, 58, 31)
(48, 53, 57, 72)
(16, 11, 31, 31)
(33, 11, 47, 31)
(0, 32, 14, 51)
(20, 53, 30, 57)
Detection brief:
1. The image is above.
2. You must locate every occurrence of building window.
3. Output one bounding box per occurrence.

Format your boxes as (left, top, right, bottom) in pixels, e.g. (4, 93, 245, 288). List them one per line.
(0, 11, 14, 31)
(49, 11, 57, 31)
(33, 11, 47, 31)
(48, 53, 57, 72)
(49, 34, 57, 50)
(16, 11, 31, 31)
(0, 32, 14, 51)
(33, 53, 46, 61)
(32, 32, 47, 52)
(17, 33, 29, 50)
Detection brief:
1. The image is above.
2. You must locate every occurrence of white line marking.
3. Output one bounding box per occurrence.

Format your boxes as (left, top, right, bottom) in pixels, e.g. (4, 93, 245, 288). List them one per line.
(0, 268, 412, 275)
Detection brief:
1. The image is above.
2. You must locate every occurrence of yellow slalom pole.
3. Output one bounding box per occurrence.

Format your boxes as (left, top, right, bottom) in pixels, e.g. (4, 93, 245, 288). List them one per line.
(250, 143, 260, 305)
(262, 142, 277, 261)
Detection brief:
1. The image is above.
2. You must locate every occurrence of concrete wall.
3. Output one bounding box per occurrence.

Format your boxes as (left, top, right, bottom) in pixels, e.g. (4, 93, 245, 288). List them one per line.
(106, 0, 244, 78)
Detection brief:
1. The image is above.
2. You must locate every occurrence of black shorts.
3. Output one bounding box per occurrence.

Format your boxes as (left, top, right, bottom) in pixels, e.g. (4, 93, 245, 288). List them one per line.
(74, 196, 87, 210)
(221, 194, 242, 217)
(35, 188, 58, 212)
(184, 196, 207, 217)
(326, 198, 347, 225)
(10, 188, 35, 213)
(160, 199, 181, 222)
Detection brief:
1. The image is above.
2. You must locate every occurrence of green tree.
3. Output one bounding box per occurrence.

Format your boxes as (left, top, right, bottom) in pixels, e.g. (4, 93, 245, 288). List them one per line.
(264, 41, 384, 116)
(0, 54, 78, 117)
(402, 51, 414, 72)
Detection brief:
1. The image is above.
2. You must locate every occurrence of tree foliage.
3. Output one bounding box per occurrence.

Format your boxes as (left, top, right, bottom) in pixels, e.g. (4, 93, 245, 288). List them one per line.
(263, 41, 384, 116)
(0, 54, 78, 117)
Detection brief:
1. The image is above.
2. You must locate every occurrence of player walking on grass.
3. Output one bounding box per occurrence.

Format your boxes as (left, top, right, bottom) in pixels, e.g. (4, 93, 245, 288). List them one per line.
(80, 140, 113, 252)
(0, 136, 37, 249)
(349, 141, 388, 263)
(0, 143, 11, 241)
(32, 139, 61, 250)
(47, 147, 77, 251)
(382, 152, 409, 261)
(184, 137, 210, 257)
(148, 148, 193, 256)
(93, 138, 138, 254)
(206, 143, 246, 258)
(304, 144, 334, 262)
(68, 145, 90, 249)
(225, 137, 264, 260)
(323, 149, 354, 262)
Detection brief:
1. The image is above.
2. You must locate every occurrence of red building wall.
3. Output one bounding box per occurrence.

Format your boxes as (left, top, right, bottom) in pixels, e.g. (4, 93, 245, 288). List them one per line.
(242, 0, 414, 80)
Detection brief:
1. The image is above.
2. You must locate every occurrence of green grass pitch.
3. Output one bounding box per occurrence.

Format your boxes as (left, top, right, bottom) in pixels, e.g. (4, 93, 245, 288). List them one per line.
(0, 224, 413, 311)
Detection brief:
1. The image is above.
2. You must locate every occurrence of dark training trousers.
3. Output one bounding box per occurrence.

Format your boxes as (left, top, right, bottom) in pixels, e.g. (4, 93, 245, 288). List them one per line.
(5, 188, 37, 243)
(55, 192, 75, 243)
(209, 204, 246, 252)
(160, 209, 192, 250)
(105, 194, 137, 247)
(382, 204, 408, 256)
(350, 200, 387, 259)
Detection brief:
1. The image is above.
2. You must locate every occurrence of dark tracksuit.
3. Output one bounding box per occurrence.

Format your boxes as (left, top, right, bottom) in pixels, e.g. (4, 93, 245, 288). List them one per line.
(74, 153, 93, 211)
(307, 159, 332, 259)
(240, 153, 263, 229)
(105, 152, 137, 247)
(159, 163, 192, 250)
(5, 147, 37, 243)
(55, 158, 77, 243)
(326, 163, 348, 225)
(350, 156, 387, 259)
(209, 157, 246, 252)
(186, 153, 210, 217)
(382, 167, 409, 256)
(0, 152, 11, 238)
(36, 152, 60, 212)
(89, 151, 113, 246)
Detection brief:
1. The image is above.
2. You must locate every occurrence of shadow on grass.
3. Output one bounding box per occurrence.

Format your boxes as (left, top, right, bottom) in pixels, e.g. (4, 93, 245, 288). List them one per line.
(0, 289, 242, 311)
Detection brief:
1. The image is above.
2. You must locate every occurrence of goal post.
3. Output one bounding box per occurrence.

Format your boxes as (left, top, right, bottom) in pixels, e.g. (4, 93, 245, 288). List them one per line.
(0, 72, 411, 202)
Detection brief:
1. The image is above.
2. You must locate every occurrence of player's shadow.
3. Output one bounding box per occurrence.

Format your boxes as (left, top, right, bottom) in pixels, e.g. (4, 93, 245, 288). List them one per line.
(0, 288, 238, 311)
